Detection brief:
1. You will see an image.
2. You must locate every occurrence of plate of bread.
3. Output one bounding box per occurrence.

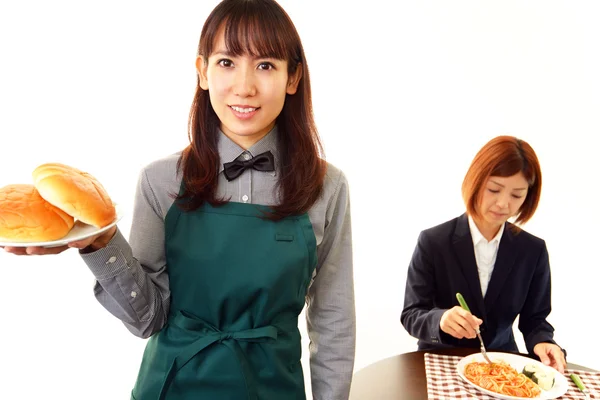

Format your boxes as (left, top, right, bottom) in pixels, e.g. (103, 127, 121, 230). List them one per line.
(0, 163, 122, 248)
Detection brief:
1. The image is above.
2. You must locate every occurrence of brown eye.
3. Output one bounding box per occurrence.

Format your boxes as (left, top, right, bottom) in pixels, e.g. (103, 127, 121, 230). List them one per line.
(218, 59, 233, 67)
(257, 62, 275, 70)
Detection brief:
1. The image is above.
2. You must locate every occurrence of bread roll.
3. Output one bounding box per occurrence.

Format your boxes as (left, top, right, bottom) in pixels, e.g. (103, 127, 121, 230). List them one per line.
(0, 184, 75, 242)
(32, 163, 116, 228)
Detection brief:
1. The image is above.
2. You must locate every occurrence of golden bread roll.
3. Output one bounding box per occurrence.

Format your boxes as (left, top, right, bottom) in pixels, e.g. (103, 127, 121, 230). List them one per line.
(0, 184, 75, 242)
(32, 163, 116, 228)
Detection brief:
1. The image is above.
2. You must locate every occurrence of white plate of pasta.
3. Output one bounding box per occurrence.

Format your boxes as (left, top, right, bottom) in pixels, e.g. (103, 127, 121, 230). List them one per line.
(456, 352, 568, 399)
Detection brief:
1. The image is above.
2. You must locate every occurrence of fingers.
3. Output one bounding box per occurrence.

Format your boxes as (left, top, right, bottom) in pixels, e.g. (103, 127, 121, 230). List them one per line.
(2, 245, 69, 255)
(443, 324, 462, 339)
(548, 347, 566, 373)
(28, 245, 69, 255)
(440, 307, 483, 339)
(68, 227, 116, 252)
(67, 234, 103, 250)
(535, 348, 551, 366)
(452, 319, 476, 339)
(1, 233, 107, 256)
(2, 246, 30, 255)
(534, 343, 566, 373)
(67, 239, 94, 250)
(455, 307, 482, 338)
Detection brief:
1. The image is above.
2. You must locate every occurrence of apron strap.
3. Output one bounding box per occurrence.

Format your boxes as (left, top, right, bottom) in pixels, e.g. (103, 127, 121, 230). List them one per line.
(158, 311, 279, 400)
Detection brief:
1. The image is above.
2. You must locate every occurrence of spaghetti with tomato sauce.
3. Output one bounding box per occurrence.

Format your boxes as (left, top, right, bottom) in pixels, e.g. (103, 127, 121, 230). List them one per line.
(464, 361, 542, 398)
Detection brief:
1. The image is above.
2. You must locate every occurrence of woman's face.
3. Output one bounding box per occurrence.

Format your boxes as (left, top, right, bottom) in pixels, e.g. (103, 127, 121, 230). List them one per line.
(478, 172, 529, 229)
(197, 29, 301, 147)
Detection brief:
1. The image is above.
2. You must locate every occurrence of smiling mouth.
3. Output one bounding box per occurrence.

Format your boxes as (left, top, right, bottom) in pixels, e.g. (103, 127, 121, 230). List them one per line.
(229, 105, 259, 113)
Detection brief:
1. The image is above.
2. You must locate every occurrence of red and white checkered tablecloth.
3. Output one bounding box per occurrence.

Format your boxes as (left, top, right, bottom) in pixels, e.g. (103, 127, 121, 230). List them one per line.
(425, 353, 600, 399)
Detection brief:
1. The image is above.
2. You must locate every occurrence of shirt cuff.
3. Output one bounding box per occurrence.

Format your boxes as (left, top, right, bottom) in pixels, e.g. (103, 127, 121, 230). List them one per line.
(80, 229, 135, 280)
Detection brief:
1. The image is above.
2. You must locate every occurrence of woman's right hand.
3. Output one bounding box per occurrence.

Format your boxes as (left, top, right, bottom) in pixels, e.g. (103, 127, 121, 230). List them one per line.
(1, 226, 117, 256)
(440, 306, 483, 339)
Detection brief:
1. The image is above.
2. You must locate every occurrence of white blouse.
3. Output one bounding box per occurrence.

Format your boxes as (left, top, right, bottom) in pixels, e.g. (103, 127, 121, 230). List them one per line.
(468, 215, 505, 297)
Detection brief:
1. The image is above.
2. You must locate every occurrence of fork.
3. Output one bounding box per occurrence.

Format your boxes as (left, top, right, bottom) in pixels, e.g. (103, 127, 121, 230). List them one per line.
(456, 293, 492, 363)
(570, 373, 591, 400)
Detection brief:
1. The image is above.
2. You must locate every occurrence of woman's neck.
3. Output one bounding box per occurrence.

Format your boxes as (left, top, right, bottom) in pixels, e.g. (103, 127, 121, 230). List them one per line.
(220, 123, 274, 150)
(473, 218, 502, 242)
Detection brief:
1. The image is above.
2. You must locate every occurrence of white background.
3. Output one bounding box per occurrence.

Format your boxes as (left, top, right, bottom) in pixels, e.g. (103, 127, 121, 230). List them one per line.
(1, 1, 599, 398)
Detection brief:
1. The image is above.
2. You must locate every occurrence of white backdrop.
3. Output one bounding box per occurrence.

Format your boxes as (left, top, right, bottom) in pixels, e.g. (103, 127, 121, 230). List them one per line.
(1, 1, 599, 399)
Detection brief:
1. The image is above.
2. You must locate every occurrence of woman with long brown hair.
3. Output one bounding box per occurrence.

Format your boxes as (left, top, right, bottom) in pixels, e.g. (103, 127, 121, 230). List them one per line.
(4, 1, 355, 398)
(401, 135, 567, 372)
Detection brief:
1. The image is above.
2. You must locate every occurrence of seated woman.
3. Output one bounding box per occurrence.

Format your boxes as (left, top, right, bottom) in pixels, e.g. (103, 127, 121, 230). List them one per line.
(400, 135, 566, 372)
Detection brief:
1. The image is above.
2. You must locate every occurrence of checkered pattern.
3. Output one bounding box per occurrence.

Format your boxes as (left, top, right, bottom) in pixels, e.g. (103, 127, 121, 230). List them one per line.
(424, 353, 600, 399)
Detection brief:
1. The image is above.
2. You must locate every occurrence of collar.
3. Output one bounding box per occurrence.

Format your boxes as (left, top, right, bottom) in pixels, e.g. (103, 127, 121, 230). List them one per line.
(217, 126, 280, 174)
(468, 214, 505, 247)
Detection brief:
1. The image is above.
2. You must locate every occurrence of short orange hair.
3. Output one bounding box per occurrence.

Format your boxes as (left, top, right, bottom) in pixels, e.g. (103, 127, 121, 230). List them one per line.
(462, 136, 542, 225)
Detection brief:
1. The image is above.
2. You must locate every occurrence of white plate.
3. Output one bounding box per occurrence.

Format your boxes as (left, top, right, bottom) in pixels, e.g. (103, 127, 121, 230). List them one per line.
(456, 352, 568, 399)
(0, 203, 124, 248)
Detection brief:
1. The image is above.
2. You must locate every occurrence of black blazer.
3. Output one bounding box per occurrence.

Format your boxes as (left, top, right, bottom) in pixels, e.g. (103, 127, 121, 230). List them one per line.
(401, 214, 559, 355)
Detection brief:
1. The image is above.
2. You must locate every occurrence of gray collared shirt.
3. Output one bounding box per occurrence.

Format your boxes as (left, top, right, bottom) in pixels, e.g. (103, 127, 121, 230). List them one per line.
(80, 127, 355, 400)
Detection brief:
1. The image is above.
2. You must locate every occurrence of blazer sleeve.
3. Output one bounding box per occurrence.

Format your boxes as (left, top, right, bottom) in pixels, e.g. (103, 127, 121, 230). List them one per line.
(401, 230, 447, 345)
(518, 240, 559, 354)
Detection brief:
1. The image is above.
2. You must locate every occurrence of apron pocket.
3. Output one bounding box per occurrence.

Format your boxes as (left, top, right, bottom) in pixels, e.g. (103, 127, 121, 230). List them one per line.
(275, 234, 294, 242)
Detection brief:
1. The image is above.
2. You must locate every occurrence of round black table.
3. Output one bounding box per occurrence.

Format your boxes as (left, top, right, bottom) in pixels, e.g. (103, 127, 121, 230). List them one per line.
(349, 348, 597, 400)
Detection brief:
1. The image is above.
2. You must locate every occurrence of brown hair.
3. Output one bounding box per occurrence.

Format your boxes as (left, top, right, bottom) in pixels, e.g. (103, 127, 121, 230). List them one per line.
(176, 0, 326, 219)
(462, 135, 542, 226)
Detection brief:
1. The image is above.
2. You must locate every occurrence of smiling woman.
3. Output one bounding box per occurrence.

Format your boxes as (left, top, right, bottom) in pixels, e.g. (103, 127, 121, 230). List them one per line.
(0, 1, 355, 400)
(3, 1, 600, 399)
(196, 27, 301, 145)
(179, 0, 324, 220)
(401, 135, 567, 375)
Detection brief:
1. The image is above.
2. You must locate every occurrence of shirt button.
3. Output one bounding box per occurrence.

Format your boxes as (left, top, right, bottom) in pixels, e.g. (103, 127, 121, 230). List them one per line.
(242, 153, 251, 160)
(107, 256, 117, 264)
(130, 291, 137, 298)
(242, 195, 249, 203)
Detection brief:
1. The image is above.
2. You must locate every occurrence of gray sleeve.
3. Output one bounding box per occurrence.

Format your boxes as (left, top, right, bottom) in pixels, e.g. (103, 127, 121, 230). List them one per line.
(306, 170, 356, 400)
(80, 169, 170, 338)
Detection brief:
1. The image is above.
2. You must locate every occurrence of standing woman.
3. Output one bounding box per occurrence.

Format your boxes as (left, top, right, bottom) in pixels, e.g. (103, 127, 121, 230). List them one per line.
(401, 136, 566, 372)
(4, 0, 355, 398)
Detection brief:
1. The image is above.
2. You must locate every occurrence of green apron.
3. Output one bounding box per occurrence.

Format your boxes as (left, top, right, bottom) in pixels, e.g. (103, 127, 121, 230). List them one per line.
(131, 200, 317, 400)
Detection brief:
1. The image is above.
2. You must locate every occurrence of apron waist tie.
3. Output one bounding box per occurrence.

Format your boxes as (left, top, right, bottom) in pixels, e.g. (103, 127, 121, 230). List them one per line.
(158, 310, 279, 400)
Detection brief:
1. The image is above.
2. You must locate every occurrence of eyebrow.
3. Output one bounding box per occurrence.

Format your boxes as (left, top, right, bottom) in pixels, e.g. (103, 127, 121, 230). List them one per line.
(212, 50, 277, 60)
(489, 179, 528, 191)
(213, 50, 235, 57)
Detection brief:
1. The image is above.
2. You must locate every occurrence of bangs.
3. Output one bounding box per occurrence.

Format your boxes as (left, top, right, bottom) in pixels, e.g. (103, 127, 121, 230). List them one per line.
(491, 154, 536, 185)
(222, 12, 289, 59)
(200, 1, 299, 62)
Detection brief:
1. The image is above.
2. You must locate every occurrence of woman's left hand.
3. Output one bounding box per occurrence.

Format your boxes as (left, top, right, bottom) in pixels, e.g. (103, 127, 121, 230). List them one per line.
(533, 342, 566, 373)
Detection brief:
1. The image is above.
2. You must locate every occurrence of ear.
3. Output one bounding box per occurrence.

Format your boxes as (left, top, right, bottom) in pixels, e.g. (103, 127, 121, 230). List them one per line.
(286, 63, 302, 95)
(196, 56, 209, 90)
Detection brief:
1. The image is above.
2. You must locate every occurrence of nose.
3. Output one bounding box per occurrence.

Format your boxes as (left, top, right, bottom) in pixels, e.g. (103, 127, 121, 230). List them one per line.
(496, 193, 510, 209)
(233, 67, 256, 97)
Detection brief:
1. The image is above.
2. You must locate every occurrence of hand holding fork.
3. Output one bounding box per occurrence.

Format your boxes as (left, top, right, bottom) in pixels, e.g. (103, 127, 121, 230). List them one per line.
(454, 293, 492, 363)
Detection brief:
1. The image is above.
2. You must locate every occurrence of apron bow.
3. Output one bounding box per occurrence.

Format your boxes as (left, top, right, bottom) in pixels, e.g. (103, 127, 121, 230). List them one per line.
(158, 310, 278, 400)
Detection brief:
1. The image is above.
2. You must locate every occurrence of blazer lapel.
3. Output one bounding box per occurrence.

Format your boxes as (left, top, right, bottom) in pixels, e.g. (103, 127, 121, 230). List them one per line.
(484, 224, 518, 311)
(452, 214, 487, 321)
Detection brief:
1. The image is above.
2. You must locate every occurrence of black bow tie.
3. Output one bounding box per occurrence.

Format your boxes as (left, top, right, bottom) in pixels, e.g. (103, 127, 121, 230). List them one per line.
(223, 151, 275, 181)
